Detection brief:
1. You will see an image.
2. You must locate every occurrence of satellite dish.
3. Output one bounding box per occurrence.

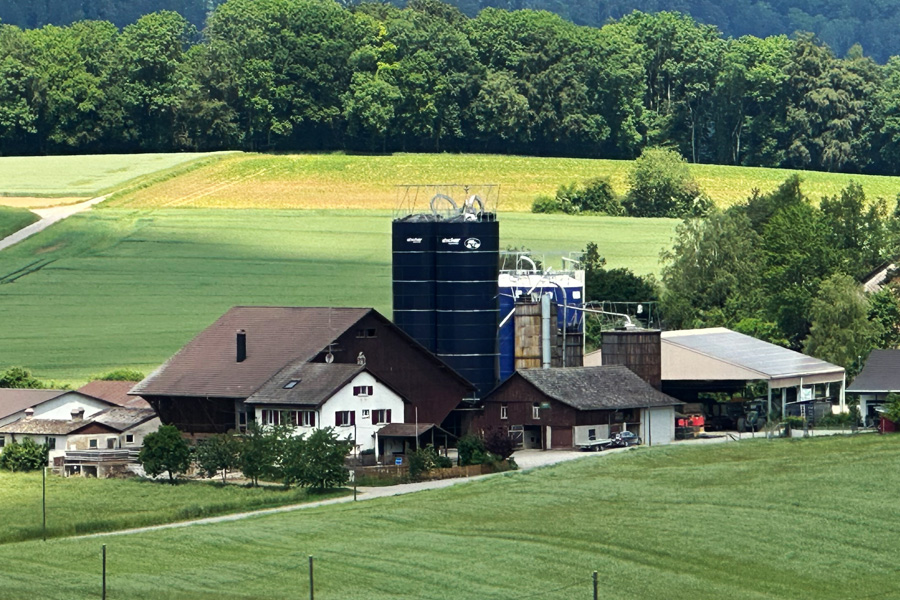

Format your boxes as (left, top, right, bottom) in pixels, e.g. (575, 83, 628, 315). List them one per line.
(325, 352, 334, 364)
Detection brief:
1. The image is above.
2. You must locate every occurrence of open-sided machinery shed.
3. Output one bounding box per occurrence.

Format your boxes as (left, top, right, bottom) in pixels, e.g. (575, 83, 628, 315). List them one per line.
(661, 328, 846, 417)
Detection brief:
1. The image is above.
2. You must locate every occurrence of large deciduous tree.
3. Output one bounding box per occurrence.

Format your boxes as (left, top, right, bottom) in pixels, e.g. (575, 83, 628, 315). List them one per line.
(138, 424, 191, 483)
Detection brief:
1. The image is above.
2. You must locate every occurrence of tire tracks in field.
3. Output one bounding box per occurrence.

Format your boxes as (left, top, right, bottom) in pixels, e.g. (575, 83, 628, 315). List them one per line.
(157, 167, 271, 208)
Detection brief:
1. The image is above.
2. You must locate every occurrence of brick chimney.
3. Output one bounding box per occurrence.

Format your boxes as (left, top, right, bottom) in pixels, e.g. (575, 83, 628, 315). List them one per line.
(24, 407, 34, 419)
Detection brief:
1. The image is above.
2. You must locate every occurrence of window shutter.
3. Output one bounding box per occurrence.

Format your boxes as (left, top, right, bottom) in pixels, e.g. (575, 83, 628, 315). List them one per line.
(350, 411, 356, 426)
(367, 386, 373, 396)
(372, 411, 379, 425)
(335, 411, 342, 426)
(291, 411, 298, 427)
(262, 410, 268, 424)
(386, 409, 392, 423)
(310, 412, 316, 427)
(274, 411, 280, 426)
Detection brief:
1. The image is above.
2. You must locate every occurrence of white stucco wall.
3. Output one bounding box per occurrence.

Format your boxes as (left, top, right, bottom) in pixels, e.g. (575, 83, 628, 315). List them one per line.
(0, 433, 66, 464)
(0, 392, 112, 427)
(253, 372, 405, 452)
(640, 406, 676, 446)
(121, 418, 160, 448)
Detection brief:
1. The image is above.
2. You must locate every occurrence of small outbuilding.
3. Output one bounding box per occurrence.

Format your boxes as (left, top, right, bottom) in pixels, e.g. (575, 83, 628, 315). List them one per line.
(846, 349, 900, 426)
(478, 365, 683, 449)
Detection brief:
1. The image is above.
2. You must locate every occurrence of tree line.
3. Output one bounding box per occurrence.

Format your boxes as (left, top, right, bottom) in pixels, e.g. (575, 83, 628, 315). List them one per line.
(3, 0, 900, 176)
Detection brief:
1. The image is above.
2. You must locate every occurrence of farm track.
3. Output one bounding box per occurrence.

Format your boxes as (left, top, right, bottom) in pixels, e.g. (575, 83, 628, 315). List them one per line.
(0, 195, 108, 253)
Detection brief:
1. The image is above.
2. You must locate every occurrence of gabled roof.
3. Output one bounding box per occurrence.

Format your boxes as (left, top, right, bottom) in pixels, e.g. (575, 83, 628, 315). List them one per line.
(0, 389, 65, 421)
(131, 306, 373, 399)
(87, 407, 158, 432)
(662, 328, 844, 387)
(499, 366, 681, 411)
(847, 350, 900, 393)
(246, 363, 376, 407)
(77, 381, 149, 408)
(0, 418, 101, 436)
(376, 423, 438, 438)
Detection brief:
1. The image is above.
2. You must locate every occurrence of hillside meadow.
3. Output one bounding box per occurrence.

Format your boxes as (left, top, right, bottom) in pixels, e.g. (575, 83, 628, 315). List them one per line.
(105, 152, 900, 212)
(0, 208, 676, 384)
(0, 206, 39, 239)
(0, 435, 898, 599)
(0, 471, 346, 544)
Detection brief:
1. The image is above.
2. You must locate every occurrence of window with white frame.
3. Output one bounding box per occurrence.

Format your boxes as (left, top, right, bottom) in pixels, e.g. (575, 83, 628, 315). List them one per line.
(335, 410, 355, 426)
(500, 404, 508, 420)
(289, 410, 316, 427)
(125, 434, 135, 444)
(353, 385, 373, 397)
(372, 409, 392, 425)
(260, 409, 280, 425)
(89, 438, 98, 449)
(107, 438, 117, 449)
(362, 409, 370, 418)
(532, 403, 541, 419)
(0, 436, 5, 448)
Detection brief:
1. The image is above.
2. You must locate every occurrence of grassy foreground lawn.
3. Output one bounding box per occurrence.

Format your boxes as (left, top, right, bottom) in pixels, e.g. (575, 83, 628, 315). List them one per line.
(105, 152, 900, 212)
(0, 152, 222, 198)
(0, 471, 345, 544)
(0, 205, 39, 239)
(0, 209, 676, 384)
(1, 435, 898, 599)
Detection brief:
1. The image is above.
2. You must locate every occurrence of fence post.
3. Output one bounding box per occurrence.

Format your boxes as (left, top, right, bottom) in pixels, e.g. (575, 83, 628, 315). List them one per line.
(42, 466, 47, 541)
(102, 544, 107, 600)
(593, 570, 598, 600)
(308, 555, 314, 600)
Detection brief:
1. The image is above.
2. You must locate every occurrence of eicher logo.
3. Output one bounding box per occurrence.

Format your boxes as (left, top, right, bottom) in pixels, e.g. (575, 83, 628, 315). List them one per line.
(406, 237, 422, 244)
(442, 237, 461, 245)
(464, 238, 481, 249)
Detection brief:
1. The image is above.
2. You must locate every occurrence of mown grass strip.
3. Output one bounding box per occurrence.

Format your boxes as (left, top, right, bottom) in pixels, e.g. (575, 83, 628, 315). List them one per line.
(0, 436, 898, 599)
(0, 471, 347, 545)
(0, 205, 39, 239)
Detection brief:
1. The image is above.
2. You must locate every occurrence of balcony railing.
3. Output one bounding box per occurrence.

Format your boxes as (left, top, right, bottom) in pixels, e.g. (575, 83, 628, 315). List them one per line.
(64, 449, 140, 463)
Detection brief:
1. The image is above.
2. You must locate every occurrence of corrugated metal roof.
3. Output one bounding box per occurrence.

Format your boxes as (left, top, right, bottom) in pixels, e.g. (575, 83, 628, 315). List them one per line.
(513, 366, 682, 410)
(0, 389, 65, 421)
(130, 306, 372, 399)
(847, 350, 900, 392)
(662, 328, 843, 379)
(246, 362, 366, 407)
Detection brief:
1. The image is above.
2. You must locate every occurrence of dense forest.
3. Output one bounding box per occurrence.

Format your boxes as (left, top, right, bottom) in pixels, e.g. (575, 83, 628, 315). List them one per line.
(5, 0, 900, 65)
(5, 0, 900, 176)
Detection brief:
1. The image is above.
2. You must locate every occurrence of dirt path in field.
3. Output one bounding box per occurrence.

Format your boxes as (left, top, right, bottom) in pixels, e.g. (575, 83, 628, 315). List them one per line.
(0, 194, 109, 252)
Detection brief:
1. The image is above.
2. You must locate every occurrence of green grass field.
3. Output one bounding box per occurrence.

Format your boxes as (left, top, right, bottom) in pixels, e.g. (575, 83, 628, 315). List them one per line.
(0, 205, 39, 239)
(0, 208, 676, 384)
(101, 152, 900, 212)
(0, 152, 223, 198)
(0, 471, 346, 544)
(0, 435, 897, 599)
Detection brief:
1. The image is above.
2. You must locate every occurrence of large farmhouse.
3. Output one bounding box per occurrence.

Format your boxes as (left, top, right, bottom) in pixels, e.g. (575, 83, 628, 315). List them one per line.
(130, 306, 476, 446)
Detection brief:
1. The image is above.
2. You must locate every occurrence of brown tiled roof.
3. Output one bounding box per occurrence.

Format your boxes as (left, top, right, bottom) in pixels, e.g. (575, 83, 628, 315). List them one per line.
(89, 407, 158, 432)
(509, 366, 683, 410)
(78, 381, 150, 408)
(376, 423, 436, 437)
(0, 389, 65, 421)
(130, 306, 373, 399)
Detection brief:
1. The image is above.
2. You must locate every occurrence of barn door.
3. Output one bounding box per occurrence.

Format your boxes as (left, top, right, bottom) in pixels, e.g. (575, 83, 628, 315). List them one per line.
(508, 425, 524, 448)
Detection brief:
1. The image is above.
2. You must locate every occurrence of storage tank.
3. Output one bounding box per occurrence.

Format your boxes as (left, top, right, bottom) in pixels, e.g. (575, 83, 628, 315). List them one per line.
(600, 329, 662, 390)
(391, 186, 500, 397)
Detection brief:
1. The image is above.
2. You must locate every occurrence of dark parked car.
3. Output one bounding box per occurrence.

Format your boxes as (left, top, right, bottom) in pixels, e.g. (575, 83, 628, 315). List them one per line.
(610, 431, 641, 447)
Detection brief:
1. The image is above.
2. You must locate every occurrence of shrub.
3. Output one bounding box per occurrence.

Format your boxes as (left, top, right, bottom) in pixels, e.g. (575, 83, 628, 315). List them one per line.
(0, 438, 47, 472)
(531, 194, 560, 213)
(281, 427, 351, 491)
(93, 369, 145, 381)
(580, 177, 625, 215)
(483, 427, 515, 460)
(457, 434, 487, 466)
(623, 147, 711, 218)
(408, 445, 440, 480)
(0, 367, 46, 389)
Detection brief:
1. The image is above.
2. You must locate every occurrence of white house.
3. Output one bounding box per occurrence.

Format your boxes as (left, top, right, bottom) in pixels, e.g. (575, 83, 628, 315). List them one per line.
(246, 362, 408, 455)
(0, 389, 115, 428)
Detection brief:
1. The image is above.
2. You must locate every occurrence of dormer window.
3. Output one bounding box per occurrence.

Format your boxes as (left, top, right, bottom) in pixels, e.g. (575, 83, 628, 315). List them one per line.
(283, 380, 300, 389)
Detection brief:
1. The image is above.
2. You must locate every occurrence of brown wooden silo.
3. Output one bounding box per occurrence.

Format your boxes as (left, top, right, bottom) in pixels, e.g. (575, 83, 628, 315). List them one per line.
(600, 329, 662, 390)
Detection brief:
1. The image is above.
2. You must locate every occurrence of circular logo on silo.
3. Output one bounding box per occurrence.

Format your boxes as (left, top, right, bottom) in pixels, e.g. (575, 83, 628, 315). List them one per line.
(464, 238, 481, 249)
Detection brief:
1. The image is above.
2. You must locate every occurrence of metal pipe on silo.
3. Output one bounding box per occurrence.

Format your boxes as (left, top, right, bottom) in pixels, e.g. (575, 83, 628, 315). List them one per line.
(541, 293, 552, 369)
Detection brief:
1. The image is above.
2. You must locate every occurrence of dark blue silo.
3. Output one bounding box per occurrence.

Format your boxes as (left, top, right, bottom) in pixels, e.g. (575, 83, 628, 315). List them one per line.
(392, 218, 437, 352)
